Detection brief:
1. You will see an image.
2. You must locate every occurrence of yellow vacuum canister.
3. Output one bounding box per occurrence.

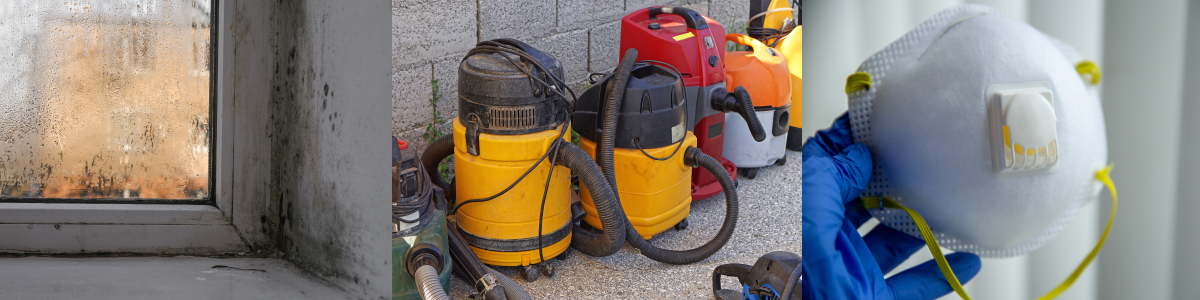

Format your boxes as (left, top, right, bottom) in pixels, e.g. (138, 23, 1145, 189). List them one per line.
(574, 63, 693, 239)
(420, 38, 627, 282)
(574, 49, 740, 265)
(577, 134, 698, 239)
(452, 120, 573, 267)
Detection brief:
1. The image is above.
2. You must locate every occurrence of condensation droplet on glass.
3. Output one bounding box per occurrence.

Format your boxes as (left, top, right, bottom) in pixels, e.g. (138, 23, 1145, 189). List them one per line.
(0, 0, 211, 200)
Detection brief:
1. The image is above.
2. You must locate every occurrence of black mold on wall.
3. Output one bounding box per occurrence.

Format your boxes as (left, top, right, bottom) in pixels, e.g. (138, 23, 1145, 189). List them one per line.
(268, 0, 376, 295)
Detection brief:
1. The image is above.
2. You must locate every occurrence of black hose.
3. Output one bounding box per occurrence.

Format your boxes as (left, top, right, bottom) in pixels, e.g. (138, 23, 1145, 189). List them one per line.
(485, 266, 533, 300)
(732, 86, 767, 142)
(597, 48, 640, 192)
(555, 142, 627, 257)
(448, 223, 508, 300)
(422, 134, 455, 201)
(616, 147, 739, 265)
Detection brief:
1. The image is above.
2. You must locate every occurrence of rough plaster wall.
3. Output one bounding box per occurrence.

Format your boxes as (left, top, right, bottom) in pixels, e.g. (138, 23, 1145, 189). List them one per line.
(391, 0, 750, 153)
(269, 0, 391, 299)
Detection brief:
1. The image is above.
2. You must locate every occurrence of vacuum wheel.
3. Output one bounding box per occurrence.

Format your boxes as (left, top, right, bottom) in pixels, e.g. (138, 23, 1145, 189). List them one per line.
(775, 156, 787, 166)
(556, 247, 572, 261)
(739, 167, 760, 179)
(539, 261, 556, 278)
(674, 218, 689, 231)
(522, 264, 540, 282)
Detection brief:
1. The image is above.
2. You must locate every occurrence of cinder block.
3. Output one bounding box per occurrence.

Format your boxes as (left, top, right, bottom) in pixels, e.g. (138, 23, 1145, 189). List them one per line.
(531, 29, 590, 85)
(558, 0, 624, 31)
(589, 21, 622, 73)
(709, 0, 750, 34)
(432, 53, 465, 124)
(392, 0, 476, 65)
(624, 1, 710, 20)
(396, 127, 430, 155)
(392, 64, 433, 137)
(676, 0, 709, 17)
(480, 0, 556, 42)
(625, 0, 672, 13)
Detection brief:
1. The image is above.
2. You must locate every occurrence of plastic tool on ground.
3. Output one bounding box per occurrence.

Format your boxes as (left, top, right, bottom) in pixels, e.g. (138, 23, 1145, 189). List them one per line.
(713, 251, 801, 300)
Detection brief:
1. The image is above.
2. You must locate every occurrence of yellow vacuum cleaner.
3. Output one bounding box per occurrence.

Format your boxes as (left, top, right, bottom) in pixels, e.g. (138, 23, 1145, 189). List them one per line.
(421, 39, 626, 282)
(574, 48, 740, 265)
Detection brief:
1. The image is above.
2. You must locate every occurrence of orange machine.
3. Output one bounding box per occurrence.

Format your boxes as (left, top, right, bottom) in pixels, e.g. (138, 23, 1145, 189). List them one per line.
(721, 33, 792, 179)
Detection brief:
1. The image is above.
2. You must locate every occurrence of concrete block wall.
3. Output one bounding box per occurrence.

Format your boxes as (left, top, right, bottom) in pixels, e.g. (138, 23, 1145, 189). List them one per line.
(392, 0, 750, 152)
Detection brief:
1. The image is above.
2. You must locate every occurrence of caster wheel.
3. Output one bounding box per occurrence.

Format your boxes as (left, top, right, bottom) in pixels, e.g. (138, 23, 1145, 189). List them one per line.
(674, 218, 689, 231)
(539, 262, 556, 278)
(556, 247, 572, 261)
(775, 156, 787, 166)
(522, 265, 540, 282)
(740, 168, 759, 179)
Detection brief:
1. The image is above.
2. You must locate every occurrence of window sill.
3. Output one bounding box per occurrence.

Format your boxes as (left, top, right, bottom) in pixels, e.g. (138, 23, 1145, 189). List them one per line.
(0, 256, 352, 299)
(0, 203, 247, 254)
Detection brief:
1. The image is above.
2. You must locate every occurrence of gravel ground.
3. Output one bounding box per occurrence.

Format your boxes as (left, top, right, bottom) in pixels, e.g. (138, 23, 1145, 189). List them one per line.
(447, 150, 803, 299)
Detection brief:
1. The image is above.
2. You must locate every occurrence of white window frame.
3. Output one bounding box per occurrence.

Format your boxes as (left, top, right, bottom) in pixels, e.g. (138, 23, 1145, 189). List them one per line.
(0, 0, 260, 254)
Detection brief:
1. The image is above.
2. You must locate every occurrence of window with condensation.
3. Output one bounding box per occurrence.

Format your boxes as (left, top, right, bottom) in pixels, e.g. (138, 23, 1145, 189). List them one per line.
(0, 0, 214, 203)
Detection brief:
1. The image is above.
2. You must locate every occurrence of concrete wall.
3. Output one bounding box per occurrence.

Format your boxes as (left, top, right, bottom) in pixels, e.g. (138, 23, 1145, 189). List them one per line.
(390, 0, 751, 152)
(223, 0, 391, 298)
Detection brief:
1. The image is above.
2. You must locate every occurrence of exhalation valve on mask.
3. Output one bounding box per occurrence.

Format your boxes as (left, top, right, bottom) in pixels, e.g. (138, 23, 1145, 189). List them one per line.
(988, 82, 1059, 174)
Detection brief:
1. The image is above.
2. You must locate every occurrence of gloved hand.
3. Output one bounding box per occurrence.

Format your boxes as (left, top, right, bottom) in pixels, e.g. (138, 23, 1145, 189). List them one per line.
(801, 113, 982, 300)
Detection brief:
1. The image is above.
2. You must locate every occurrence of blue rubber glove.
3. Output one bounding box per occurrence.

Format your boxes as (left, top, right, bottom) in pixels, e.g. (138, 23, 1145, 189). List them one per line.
(801, 113, 982, 300)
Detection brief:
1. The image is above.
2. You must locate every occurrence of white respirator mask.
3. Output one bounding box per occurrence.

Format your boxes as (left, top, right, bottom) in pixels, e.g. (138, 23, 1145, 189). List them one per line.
(845, 4, 1117, 299)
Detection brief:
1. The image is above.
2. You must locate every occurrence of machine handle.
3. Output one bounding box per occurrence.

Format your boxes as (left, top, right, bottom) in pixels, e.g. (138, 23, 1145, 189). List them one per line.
(490, 38, 550, 65)
(733, 86, 767, 142)
(725, 33, 779, 57)
(648, 6, 709, 30)
(711, 263, 752, 297)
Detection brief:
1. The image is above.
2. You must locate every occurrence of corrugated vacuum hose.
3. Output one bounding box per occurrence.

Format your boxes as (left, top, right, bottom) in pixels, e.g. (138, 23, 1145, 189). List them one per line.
(413, 265, 449, 300)
(555, 142, 628, 257)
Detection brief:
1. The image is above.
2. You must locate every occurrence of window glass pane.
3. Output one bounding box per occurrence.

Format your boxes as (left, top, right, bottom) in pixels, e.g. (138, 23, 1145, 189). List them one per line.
(0, 0, 212, 201)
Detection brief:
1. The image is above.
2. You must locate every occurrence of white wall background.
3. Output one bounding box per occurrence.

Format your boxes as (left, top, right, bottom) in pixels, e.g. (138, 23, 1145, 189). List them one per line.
(806, 0, 1195, 299)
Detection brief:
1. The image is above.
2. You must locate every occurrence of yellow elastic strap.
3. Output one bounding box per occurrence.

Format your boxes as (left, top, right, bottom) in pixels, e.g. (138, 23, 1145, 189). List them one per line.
(1035, 164, 1117, 300)
(862, 196, 971, 300)
(862, 164, 1118, 300)
(845, 72, 872, 94)
(1076, 60, 1101, 85)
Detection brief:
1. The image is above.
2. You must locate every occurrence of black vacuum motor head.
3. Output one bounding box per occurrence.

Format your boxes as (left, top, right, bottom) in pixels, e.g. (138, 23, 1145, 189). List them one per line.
(574, 63, 686, 149)
(458, 38, 566, 136)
